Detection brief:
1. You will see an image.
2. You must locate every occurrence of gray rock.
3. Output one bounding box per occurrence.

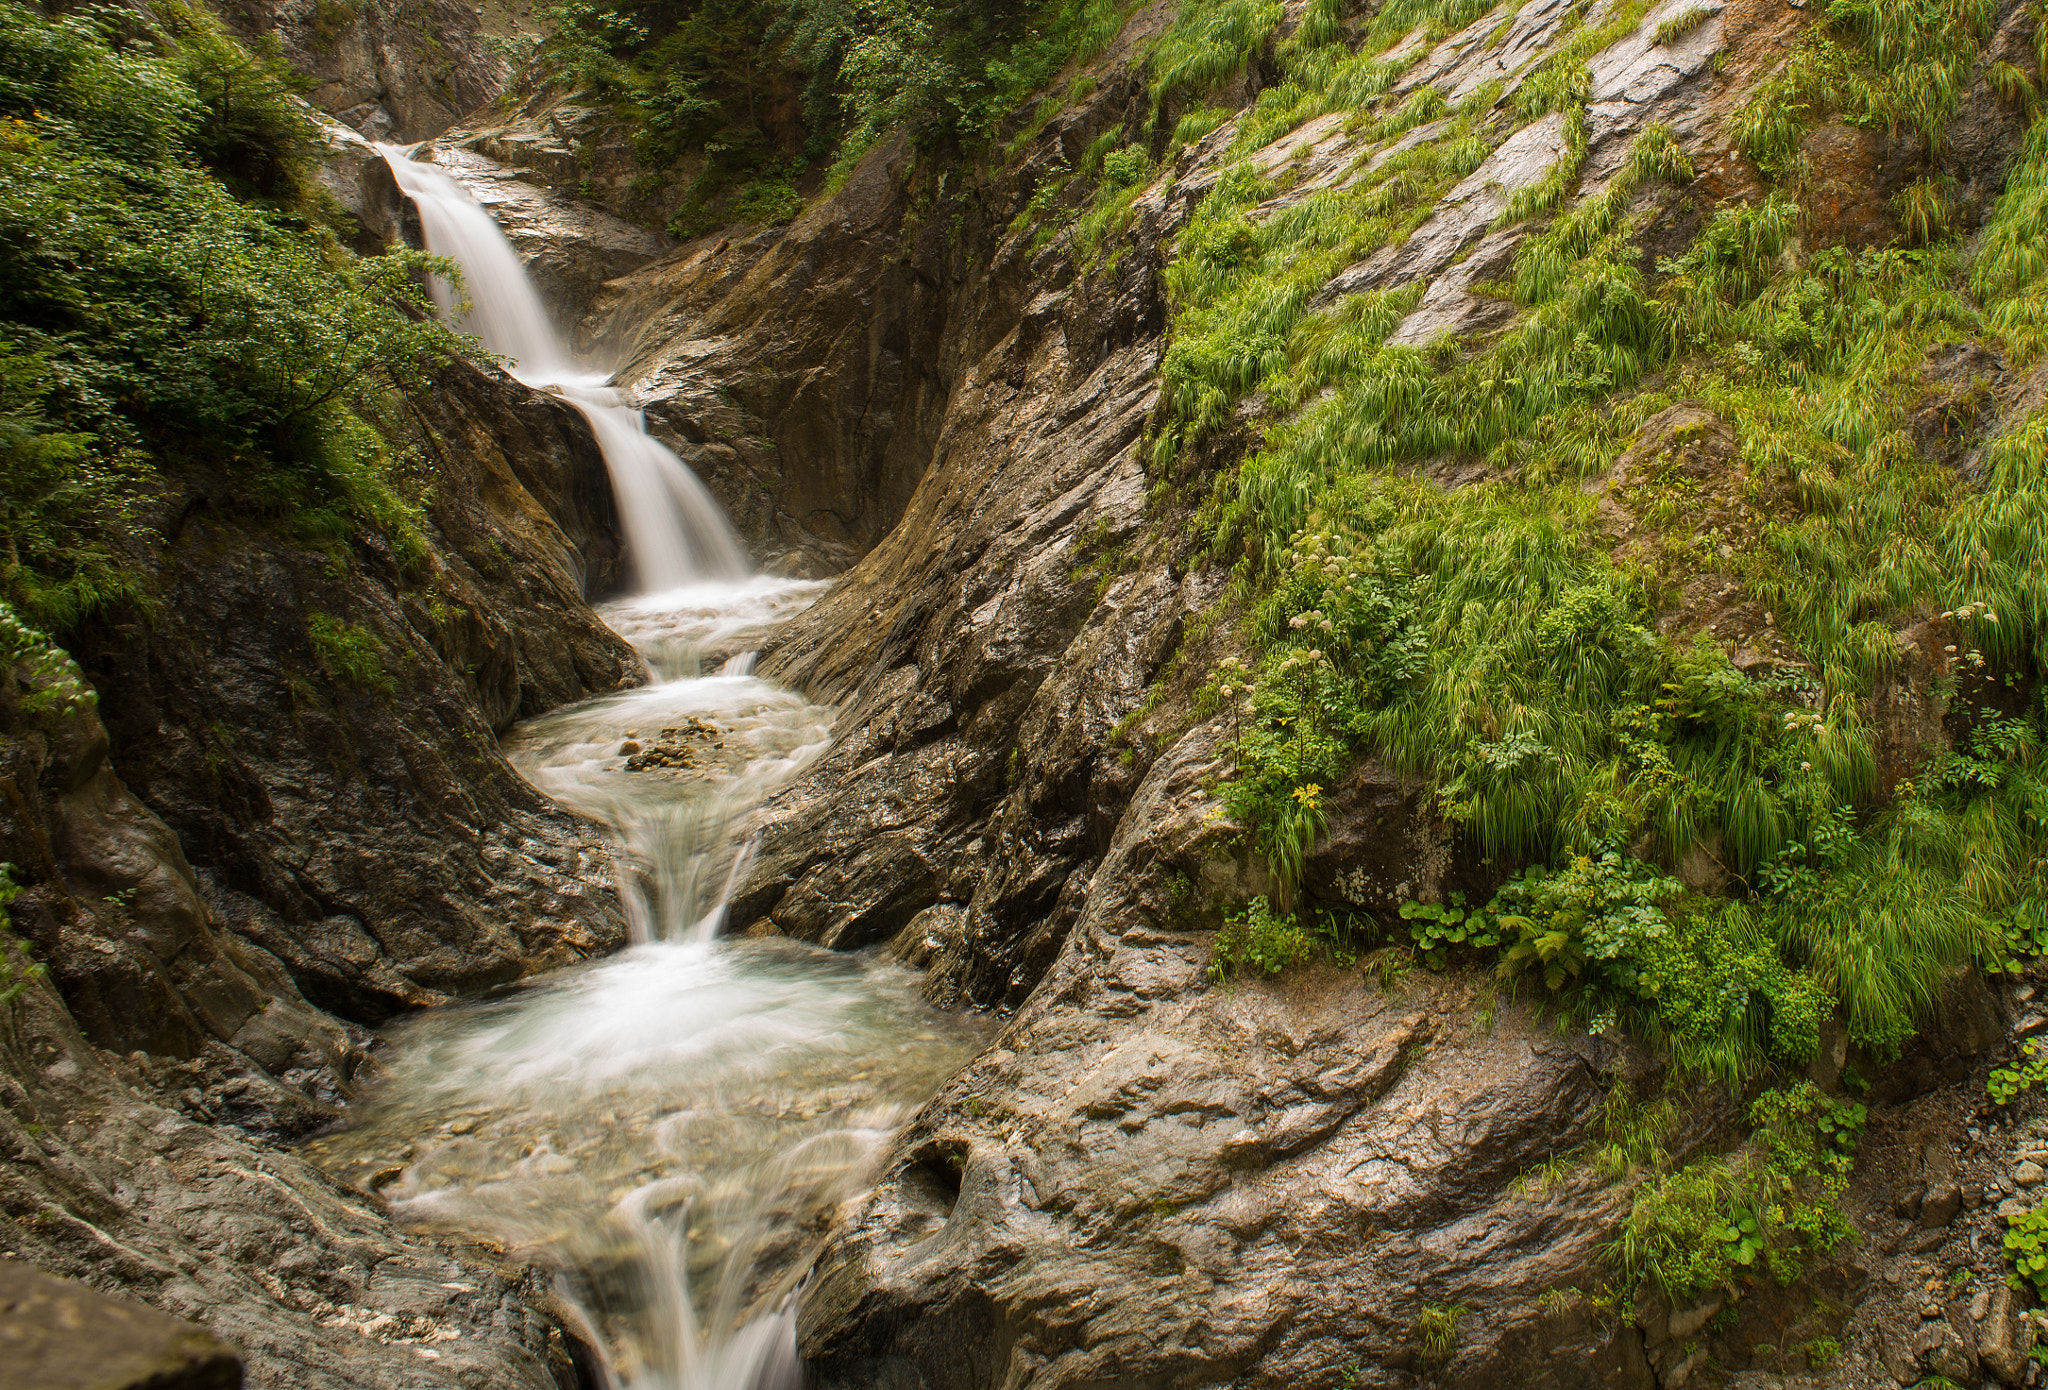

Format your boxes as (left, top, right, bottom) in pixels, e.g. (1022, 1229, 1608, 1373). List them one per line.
(1918, 1313, 1977, 1383)
(0, 1260, 241, 1390)
(2015, 1161, 2044, 1188)
(210, 0, 507, 141)
(1666, 1292, 1727, 1342)
(1982, 1284, 2033, 1383)
(1924, 1182, 1964, 1226)
(795, 723, 1667, 1387)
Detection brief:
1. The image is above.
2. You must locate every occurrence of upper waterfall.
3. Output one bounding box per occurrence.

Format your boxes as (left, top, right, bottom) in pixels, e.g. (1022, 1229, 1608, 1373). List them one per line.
(378, 147, 749, 590)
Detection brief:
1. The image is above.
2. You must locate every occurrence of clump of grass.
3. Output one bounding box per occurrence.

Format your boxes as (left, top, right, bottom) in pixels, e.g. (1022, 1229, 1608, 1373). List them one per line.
(1163, 0, 2047, 1087)
(1416, 1302, 1467, 1365)
(1893, 174, 1957, 245)
(1731, 0, 1996, 177)
(1653, 5, 1713, 46)
(1148, 0, 1285, 106)
(307, 613, 394, 693)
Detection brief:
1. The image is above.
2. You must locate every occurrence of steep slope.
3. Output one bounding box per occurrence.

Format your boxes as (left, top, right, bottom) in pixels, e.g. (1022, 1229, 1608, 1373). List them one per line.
(522, 0, 2048, 1384)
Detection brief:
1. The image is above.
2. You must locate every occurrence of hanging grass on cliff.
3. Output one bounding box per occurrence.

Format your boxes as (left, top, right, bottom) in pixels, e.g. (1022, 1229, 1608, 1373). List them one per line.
(1171, 0, 2048, 1080)
(0, 2, 472, 631)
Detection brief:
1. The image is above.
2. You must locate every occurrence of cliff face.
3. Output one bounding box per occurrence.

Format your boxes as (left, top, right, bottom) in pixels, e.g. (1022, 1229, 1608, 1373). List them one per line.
(0, 333, 637, 1387)
(210, 0, 509, 141)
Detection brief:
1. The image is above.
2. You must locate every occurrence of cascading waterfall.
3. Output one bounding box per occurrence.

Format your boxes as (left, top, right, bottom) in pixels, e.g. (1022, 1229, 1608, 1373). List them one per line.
(377, 146, 747, 590)
(313, 149, 989, 1390)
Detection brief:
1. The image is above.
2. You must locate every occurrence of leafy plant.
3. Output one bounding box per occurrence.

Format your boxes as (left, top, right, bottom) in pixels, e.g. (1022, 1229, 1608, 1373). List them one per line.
(1492, 854, 1683, 993)
(0, 599, 95, 715)
(1209, 895, 1320, 981)
(2006, 1200, 2048, 1300)
(1990, 1040, 2048, 1106)
(1616, 1084, 1862, 1300)
(1399, 894, 1500, 967)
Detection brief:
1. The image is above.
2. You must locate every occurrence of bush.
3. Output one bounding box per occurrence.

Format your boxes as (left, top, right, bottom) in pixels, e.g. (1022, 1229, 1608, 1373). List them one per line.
(1209, 895, 1323, 980)
(1400, 858, 1828, 1082)
(1617, 1084, 1862, 1301)
(2006, 1200, 2048, 1300)
(0, 3, 464, 627)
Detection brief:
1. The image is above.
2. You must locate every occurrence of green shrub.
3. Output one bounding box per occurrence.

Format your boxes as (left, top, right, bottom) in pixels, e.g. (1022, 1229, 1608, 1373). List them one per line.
(0, 600, 96, 716)
(1400, 859, 1829, 1082)
(728, 177, 805, 225)
(1209, 895, 1320, 980)
(1617, 1084, 1862, 1300)
(2006, 1200, 2048, 1300)
(1101, 145, 1150, 187)
(0, 4, 460, 627)
(538, 0, 1128, 191)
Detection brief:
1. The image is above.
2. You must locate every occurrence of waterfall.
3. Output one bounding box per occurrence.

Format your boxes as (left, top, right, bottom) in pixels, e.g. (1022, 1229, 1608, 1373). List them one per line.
(377, 147, 748, 590)
(334, 147, 940, 1390)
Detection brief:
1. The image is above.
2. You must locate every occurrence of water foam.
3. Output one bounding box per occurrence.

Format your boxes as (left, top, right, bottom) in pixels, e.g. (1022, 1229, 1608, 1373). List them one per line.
(377, 147, 747, 589)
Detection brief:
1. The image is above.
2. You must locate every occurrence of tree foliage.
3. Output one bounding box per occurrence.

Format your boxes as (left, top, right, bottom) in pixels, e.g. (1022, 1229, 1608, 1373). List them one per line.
(0, 2, 469, 628)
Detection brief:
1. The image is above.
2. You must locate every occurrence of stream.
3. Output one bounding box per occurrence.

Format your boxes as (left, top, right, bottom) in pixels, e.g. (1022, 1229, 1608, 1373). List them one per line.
(302, 149, 988, 1390)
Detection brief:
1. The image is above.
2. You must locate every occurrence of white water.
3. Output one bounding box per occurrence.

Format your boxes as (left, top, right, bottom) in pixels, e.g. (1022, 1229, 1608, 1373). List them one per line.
(309, 156, 987, 1390)
(377, 146, 747, 589)
(507, 583, 835, 945)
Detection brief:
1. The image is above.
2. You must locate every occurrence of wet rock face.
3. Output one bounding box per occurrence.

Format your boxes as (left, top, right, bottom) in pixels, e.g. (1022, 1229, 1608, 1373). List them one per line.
(210, 0, 507, 142)
(6, 352, 635, 1045)
(69, 472, 634, 1022)
(0, 981, 580, 1390)
(579, 134, 967, 575)
(800, 727, 1663, 1388)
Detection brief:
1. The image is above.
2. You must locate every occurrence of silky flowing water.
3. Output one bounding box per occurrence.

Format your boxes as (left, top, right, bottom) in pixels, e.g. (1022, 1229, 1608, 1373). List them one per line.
(305, 150, 989, 1390)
